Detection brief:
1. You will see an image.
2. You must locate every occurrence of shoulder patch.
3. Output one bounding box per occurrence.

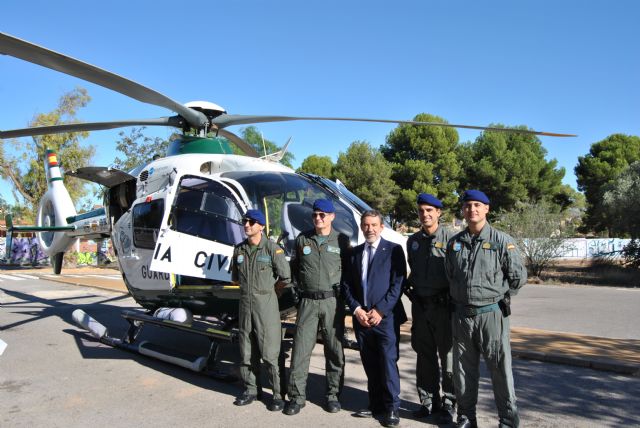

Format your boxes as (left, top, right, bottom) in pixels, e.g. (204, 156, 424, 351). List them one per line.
(453, 242, 462, 252)
(275, 248, 284, 254)
(482, 242, 492, 249)
(507, 243, 516, 250)
(434, 241, 445, 249)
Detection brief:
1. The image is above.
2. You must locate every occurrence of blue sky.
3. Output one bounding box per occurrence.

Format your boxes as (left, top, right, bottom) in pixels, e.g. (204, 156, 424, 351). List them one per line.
(1, 0, 638, 205)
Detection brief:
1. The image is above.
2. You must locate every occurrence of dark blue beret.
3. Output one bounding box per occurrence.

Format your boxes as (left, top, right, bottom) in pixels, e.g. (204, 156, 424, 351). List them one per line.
(313, 198, 335, 213)
(416, 193, 443, 208)
(244, 209, 266, 225)
(461, 189, 490, 205)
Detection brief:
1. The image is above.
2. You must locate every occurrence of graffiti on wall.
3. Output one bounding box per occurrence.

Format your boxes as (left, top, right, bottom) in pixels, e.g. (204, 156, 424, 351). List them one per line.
(0, 237, 48, 265)
(556, 238, 632, 259)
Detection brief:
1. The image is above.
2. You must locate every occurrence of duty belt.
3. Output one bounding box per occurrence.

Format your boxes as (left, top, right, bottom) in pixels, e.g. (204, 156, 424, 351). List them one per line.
(418, 292, 449, 306)
(301, 289, 337, 300)
(455, 302, 500, 317)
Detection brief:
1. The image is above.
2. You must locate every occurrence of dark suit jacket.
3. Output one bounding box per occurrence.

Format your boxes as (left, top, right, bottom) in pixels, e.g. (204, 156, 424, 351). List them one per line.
(342, 237, 407, 323)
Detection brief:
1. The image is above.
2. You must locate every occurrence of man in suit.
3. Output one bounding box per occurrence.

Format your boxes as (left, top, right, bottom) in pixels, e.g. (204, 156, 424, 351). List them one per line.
(342, 210, 407, 428)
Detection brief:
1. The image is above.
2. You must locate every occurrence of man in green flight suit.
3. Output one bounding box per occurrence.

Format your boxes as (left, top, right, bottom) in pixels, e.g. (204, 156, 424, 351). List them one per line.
(445, 190, 527, 428)
(232, 209, 291, 412)
(283, 199, 350, 416)
(406, 193, 455, 422)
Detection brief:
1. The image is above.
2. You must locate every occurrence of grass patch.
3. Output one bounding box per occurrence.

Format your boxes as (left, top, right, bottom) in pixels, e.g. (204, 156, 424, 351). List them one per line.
(531, 259, 640, 287)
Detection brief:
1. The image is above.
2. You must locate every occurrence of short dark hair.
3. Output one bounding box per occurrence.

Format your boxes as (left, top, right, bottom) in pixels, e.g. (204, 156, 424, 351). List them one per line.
(360, 209, 383, 225)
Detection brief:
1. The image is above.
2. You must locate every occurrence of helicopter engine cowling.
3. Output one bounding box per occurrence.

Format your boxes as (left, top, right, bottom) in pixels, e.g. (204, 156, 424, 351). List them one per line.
(36, 150, 77, 258)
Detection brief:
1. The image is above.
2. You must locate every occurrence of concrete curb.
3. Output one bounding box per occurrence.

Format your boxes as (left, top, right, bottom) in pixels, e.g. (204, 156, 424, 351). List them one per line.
(513, 350, 640, 376)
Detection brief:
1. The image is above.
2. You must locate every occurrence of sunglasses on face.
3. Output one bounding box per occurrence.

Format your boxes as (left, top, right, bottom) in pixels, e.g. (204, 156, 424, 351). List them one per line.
(242, 218, 258, 226)
(312, 212, 328, 219)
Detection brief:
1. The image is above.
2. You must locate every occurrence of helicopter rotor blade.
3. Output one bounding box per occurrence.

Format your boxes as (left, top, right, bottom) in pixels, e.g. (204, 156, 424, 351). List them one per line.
(0, 117, 182, 139)
(212, 114, 576, 137)
(0, 32, 207, 128)
(217, 129, 259, 157)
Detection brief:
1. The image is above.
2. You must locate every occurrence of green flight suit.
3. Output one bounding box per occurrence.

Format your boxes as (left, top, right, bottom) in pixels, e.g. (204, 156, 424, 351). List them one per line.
(287, 228, 350, 405)
(445, 223, 527, 428)
(233, 234, 291, 398)
(406, 225, 454, 409)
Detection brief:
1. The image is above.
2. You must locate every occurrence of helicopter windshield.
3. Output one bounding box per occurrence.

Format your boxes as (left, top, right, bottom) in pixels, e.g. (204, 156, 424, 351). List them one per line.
(222, 171, 360, 251)
(170, 175, 245, 246)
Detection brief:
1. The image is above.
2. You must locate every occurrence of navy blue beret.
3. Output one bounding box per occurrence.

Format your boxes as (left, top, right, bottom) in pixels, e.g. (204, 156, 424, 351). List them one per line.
(244, 209, 266, 225)
(416, 193, 443, 208)
(313, 198, 335, 213)
(461, 189, 490, 205)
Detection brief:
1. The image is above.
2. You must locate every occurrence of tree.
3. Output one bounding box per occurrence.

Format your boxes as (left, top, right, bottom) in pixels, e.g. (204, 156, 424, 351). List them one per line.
(458, 126, 566, 215)
(497, 202, 575, 277)
(602, 161, 640, 238)
(381, 113, 462, 223)
(112, 127, 174, 171)
(334, 141, 398, 217)
(575, 134, 640, 234)
(241, 126, 295, 168)
(0, 88, 95, 219)
(297, 155, 335, 178)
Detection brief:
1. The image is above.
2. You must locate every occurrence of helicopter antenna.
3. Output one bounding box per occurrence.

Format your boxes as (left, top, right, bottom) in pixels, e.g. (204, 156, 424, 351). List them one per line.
(260, 132, 267, 157)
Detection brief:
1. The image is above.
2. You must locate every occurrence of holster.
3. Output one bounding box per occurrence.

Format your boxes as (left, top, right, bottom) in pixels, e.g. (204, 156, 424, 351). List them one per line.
(498, 292, 511, 317)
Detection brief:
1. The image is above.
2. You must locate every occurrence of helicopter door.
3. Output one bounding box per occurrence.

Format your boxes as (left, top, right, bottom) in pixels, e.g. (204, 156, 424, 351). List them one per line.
(150, 175, 245, 283)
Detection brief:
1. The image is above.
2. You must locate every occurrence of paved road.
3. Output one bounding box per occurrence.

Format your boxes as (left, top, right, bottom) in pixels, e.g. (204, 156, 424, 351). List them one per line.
(1, 275, 639, 427)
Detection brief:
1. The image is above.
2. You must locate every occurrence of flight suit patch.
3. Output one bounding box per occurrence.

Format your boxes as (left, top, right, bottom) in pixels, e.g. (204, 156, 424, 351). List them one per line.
(411, 241, 419, 251)
(327, 245, 341, 254)
(302, 245, 312, 255)
(507, 243, 516, 250)
(257, 255, 271, 263)
(453, 242, 462, 252)
(236, 255, 244, 264)
(434, 242, 445, 249)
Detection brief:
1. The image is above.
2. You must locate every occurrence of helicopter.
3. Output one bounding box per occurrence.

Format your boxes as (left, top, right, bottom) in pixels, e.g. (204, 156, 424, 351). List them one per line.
(0, 32, 575, 373)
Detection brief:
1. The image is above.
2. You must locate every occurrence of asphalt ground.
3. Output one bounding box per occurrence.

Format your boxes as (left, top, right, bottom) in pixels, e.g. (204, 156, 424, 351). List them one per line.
(2, 265, 639, 377)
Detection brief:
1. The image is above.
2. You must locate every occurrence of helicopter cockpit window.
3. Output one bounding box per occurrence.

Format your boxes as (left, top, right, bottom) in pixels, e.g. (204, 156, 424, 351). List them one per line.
(132, 199, 165, 250)
(221, 171, 359, 252)
(171, 175, 244, 246)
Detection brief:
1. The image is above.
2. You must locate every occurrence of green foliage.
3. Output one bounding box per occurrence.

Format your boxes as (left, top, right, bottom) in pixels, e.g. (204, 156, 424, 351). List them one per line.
(381, 113, 462, 223)
(334, 141, 398, 216)
(112, 127, 174, 171)
(622, 239, 640, 269)
(297, 155, 335, 178)
(0, 88, 95, 219)
(602, 161, 640, 238)
(575, 134, 640, 234)
(459, 126, 565, 216)
(241, 126, 295, 168)
(497, 202, 575, 277)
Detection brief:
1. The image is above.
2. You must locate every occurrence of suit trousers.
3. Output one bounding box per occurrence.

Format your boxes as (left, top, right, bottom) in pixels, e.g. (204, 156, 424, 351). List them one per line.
(355, 315, 401, 412)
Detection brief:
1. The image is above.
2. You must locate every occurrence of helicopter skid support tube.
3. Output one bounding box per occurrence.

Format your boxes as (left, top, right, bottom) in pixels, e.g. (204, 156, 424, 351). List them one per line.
(120, 309, 238, 343)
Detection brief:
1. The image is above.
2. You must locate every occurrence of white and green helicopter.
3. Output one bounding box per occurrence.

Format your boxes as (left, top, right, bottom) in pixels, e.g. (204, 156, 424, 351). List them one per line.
(0, 32, 574, 373)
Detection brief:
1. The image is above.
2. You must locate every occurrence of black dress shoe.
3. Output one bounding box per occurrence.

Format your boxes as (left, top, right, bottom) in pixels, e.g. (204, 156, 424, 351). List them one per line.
(267, 398, 284, 411)
(437, 403, 454, 423)
(325, 400, 341, 413)
(412, 404, 431, 418)
(283, 401, 304, 415)
(354, 409, 373, 418)
(456, 415, 478, 428)
(233, 392, 256, 406)
(383, 410, 400, 427)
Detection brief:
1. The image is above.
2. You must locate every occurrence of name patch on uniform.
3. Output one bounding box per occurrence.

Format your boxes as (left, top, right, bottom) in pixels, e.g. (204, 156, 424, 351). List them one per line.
(236, 254, 244, 264)
(302, 245, 312, 255)
(434, 242, 445, 249)
(453, 242, 462, 252)
(327, 245, 341, 254)
(411, 241, 420, 251)
(257, 255, 271, 263)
